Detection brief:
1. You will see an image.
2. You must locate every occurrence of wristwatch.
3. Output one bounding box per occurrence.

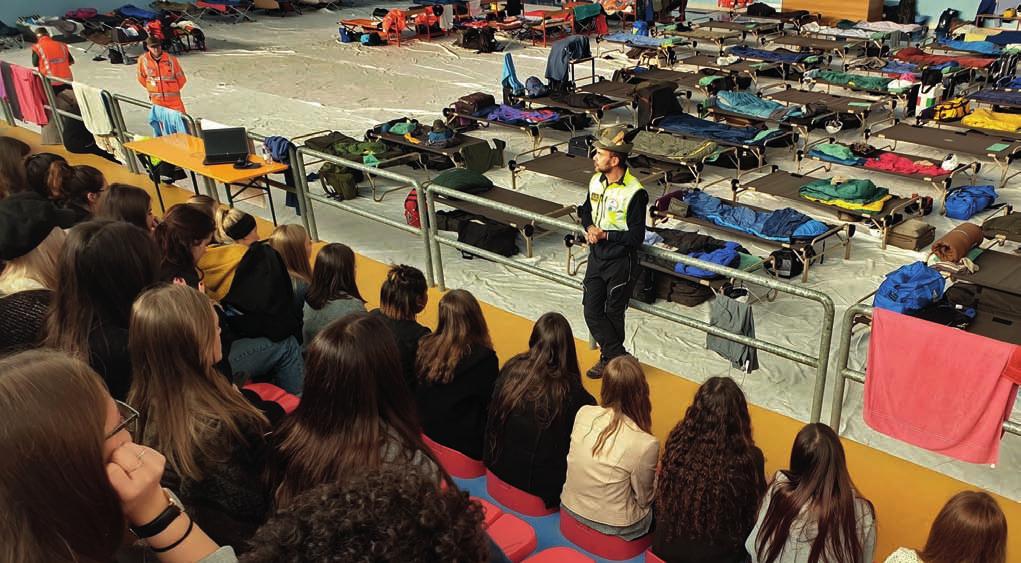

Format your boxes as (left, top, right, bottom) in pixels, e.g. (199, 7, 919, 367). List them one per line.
(129, 489, 184, 539)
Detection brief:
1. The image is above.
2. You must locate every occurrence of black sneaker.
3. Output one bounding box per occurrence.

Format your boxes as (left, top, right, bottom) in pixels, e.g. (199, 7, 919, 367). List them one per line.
(586, 358, 607, 379)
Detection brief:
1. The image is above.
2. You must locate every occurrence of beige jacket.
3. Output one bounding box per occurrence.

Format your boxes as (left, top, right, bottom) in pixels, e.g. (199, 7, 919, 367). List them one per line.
(560, 405, 659, 527)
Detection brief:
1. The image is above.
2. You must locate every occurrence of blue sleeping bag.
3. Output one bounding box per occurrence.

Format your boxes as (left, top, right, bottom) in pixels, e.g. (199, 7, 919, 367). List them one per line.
(944, 185, 997, 220)
(938, 38, 1001, 55)
(675, 241, 742, 278)
(602, 32, 668, 48)
(874, 262, 945, 314)
(657, 113, 782, 146)
(714, 91, 805, 121)
(683, 190, 829, 242)
(728, 45, 813, 63)
(117, 4, 159, 19)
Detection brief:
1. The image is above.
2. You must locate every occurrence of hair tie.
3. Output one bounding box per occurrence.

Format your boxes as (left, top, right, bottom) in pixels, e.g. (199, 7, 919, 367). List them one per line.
(224, 213, 256, 242)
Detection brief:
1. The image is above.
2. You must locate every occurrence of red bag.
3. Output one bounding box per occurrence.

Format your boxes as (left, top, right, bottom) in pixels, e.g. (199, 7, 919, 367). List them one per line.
(404, 189, 421, 228)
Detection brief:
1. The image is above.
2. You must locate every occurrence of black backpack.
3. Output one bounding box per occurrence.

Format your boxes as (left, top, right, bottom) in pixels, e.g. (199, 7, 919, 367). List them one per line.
(457, 27, 498, 53)
(457, 219, 519, 259)
(936, 8, 959, 37)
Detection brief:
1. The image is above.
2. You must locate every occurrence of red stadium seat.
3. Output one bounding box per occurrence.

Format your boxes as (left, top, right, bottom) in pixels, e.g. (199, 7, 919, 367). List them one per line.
(422, 433, 486, 478)
(488, 512, 538, 562)
(524, 546, 596, 562)
(559, 509, 653, 561)
(485, 470, 558, 517)
(242, 383, 299, 413)
(645, 548, 667, 563)
(471, 496, 504, 529)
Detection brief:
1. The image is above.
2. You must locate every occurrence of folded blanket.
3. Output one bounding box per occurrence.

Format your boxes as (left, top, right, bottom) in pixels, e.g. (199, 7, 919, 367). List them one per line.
(932, 222, 984, 262)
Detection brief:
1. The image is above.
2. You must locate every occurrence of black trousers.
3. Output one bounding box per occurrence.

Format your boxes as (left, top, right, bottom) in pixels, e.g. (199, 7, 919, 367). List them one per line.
(583, 251, 639, 359)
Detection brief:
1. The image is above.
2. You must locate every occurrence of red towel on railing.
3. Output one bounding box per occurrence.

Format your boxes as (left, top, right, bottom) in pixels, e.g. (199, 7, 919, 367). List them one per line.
(864, 308, 1019, 464)
(10, 64, 48, 126)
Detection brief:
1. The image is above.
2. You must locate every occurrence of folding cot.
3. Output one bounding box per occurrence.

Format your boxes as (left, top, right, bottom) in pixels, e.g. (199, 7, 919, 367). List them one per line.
(649, 112, 795, 178)
(967, 84, 1021, 111)
(429, 181, 575, 257)
(869, 121, 1021, 188)
(595, 31, 684, 65)
(946, 249, 1021, 345)
(804, 69, 918, 118)
(702, 91, 836, 149)
(800, 138, 976, 210)
(442, 103, 578, 148)
(724, 45, 822, 78)
(733, 166, 922, 249)
(507, 141, 682, 193)
(83, 24, 148, 59)
(366, 118, 507, 174)
(770, 34, 869, 69)
(759, 83, 891, 130)
(522, 8, 572, 47)
(617, 65, 737, 99)
(648, 191, 851, 282)
(697, 18, 782, 43)
(741, 10, 818, 31)
(195, 0, 255, 23)
(801, 22, 892, 44)
(637, 247, 770, 303)
(518, 91, 628, 126)
(659, 26, 742, 55)
(677, 54, 781, 86)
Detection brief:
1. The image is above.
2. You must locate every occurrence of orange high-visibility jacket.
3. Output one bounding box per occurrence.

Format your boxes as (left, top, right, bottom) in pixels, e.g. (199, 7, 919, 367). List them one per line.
(32, 36, 73, 84)
(137, 51, 187, 112)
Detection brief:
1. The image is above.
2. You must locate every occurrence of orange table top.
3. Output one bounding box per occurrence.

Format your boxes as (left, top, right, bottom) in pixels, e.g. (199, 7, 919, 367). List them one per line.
(124, 133, 288, 185)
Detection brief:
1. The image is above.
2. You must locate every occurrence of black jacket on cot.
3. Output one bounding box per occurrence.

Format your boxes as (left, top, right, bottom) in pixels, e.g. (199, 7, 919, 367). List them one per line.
(370, 308, 431, 391)
(578, 174, 649, 261)
(415, 346, 500, 461)
(222, 242, 300, 343)
(484, 355, 596, 508)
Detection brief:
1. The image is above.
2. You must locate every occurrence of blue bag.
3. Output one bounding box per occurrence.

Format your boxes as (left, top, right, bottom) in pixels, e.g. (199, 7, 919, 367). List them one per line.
(339, 27, 356, 43)
(873, 262, 945, 314)
(944, 185, 996, 220)
(360, 32, 383, 46)
(632, 21, 650, 36)
(525, 76, 549, 98)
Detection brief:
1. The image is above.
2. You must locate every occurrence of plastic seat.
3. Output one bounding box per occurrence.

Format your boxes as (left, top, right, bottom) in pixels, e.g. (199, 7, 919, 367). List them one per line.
(422, 433, 486, 478)
(524, 546, 595, 562)
(559, 509, 653, 561)
(487, 512, 538, 562)
(485, 470, 558, 517)
(471, 496, 504, 529)
(242, 382, 299, 413)
(645, 549, 667, 563)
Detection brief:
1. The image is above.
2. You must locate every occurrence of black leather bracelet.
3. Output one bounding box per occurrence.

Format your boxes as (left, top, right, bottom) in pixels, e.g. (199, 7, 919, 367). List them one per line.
(150, 515, 194, 553)
(129, 491, 182, 539)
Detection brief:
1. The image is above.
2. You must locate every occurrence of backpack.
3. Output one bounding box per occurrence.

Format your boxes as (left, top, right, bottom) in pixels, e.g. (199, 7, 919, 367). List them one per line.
(935, 8, 959, 37)
(931, 97, 969, 122)
(404, 189, 420, 227)
(525, 76, 549, 98)
(339, 27, 356, 42)
(944, 185, 997, 220)
(457, 27, 498, 53)
(765, 247, 812, 279)
(457, 219, 519, 259)
(454, 92, 496, 126)
(360, 32, 383, 46)
(874, 261, 945, 313)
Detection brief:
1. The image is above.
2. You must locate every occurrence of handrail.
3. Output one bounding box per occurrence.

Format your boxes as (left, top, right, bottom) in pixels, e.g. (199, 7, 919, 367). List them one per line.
(829, 303, 1021, 435)
(422, 183, 837, 423)
(293, 146, 437, 288)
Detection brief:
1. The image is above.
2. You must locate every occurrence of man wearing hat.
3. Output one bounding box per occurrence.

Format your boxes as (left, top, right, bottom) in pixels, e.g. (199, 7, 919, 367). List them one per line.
(578, 127, 648, 379)
(137, 36, 188, 113)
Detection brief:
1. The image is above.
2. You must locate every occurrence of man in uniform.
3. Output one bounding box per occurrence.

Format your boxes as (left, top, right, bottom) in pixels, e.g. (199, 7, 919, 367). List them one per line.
(578, 127, 648, 379)
(137, 36, 188, 113)
(31, 28, 74, 90)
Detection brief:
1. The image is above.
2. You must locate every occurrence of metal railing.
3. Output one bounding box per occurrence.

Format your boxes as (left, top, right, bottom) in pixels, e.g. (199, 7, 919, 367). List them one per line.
(829, 303, 1021, 436)
(293, 146, 437, 288)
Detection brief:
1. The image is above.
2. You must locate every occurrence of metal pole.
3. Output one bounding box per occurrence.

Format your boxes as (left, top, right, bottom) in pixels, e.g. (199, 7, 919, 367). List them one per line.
(291, 148, 318, 240)
(106, 94, 140, 174)
(34, 70, 64, 141)
(829, 303, 870, 429)
(423, 184, 446, 291)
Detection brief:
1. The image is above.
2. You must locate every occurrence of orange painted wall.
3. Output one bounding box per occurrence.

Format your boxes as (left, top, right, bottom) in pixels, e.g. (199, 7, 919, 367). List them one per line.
(7, 125, 1017, 561)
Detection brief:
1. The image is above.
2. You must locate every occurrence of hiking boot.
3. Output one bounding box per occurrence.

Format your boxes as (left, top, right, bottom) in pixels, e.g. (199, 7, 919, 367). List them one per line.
(586, 358, 607, 379)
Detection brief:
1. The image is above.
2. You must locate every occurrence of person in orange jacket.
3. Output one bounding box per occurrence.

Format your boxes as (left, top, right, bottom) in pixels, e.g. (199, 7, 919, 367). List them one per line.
(31, 28, 74, 90)
(137, 36, 187, 113)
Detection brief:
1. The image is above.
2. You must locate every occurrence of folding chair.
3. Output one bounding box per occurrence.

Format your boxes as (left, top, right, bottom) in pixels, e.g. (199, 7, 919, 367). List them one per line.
(196, 0, 256, 23)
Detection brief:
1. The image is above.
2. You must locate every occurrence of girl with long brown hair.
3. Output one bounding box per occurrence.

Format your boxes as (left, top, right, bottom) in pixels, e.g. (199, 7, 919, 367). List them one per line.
(24, 152, 70, 199)
(96, 183, 158, 233)
(561, 355, 657, 539)
(0, 350, 230, 562)
(59, 164, 107, 224)
(44, 220, 160, 400)
(485, 311, 596, 509)
(302, 242, 365, 345)
(653, 376, 766, 563)
(884, 490, 1007, 563)
(129, 283, 271, 547)
(414, 289, 498, 461)
(268, 224, 313, 315)
(747, 423, 876, 563)
(0, 136, 29, 199)
(267, 311, 445, 509)
(370, 263, 430, 389)
(154, 203, 216, 287)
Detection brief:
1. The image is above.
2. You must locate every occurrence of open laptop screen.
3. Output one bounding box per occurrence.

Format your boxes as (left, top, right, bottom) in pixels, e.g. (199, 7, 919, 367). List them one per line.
(202, 127, 250, 164)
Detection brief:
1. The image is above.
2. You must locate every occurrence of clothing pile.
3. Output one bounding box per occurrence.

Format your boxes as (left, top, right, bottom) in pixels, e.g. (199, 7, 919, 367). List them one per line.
(799, 178, 891, 215)
(484, 105, 559, 124)
(682, 190, 829, 242)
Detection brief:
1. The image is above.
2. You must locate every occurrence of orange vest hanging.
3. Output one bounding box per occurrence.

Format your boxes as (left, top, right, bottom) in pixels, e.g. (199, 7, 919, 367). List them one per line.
(32, 36, 73, 85)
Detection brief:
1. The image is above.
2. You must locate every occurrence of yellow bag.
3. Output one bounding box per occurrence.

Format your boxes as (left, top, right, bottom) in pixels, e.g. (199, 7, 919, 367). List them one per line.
(931, 97, 970, 122)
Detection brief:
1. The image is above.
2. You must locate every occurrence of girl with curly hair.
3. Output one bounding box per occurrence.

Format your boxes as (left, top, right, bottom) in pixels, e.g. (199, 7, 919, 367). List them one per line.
(652, 376, 766, 562)
(747, 423, 876, 563)
(561, 355, 658, 539)
(369, 263, 431, 389)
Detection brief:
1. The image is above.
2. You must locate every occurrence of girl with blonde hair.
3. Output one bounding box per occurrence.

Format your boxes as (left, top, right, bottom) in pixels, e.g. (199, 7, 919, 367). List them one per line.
(268, 223, 313, 314)
(129, 283, 270, 546)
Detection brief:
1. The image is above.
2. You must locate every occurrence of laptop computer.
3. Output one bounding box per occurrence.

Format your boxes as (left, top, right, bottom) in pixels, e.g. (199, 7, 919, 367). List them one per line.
(201, 127, 251, 165)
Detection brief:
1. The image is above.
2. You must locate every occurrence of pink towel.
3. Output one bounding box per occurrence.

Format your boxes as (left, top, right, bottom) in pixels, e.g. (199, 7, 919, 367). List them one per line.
(865, 308, 1019, 464)
(10, 64, 48, 126)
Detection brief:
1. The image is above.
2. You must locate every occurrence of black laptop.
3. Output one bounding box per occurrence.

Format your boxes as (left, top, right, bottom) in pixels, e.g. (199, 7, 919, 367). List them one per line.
(201, 127, 251, 165)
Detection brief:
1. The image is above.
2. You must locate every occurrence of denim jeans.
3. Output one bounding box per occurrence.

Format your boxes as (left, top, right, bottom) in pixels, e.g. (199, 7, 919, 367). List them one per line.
(229, 336, 305, 395)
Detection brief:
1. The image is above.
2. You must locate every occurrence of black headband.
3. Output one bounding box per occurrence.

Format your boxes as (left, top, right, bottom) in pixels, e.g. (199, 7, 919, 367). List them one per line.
(224, 213, 256, 242)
